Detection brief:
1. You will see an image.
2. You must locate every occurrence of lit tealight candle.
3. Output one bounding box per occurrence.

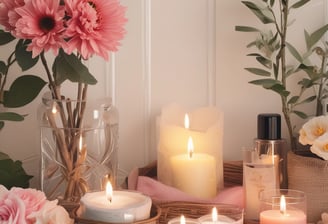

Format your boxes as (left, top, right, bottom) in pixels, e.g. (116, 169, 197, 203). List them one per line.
(78, 181, 152, 223)
(170, 137, 217, 199)
(198, 207, 243, 224)
(260, 194, 306, 224)
(168, 215, 199, 224)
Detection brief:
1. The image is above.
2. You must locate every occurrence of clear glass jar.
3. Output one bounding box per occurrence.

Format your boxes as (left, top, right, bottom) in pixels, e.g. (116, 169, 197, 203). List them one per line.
(38, 92, 119, 204)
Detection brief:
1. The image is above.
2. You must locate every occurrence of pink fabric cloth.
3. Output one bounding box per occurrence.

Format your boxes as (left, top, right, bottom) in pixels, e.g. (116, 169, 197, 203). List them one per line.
(128, 168, 244, 208)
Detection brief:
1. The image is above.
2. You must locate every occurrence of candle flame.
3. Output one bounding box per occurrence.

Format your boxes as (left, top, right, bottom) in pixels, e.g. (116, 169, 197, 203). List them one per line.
(188, 137, 194, 159)
(280, 195, 286, 215)
(106, 181, 113, 203)
(180, 215, 186, 224)
(184, 114, 190, 129)
(79, 136, 83, 152)
(212, 207, 218, 222)
(93, 109, 99, 119)
(51, 103, 57, 114)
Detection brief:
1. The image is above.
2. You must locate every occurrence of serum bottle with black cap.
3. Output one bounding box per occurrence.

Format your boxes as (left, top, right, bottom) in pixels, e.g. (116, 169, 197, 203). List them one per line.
(254, 113, 288, 188)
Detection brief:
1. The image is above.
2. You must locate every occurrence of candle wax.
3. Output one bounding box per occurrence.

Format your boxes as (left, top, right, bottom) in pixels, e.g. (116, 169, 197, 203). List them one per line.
(260, 209, 306, 224)
(79, 190, 152, 223)
(170, 153, 217, 199)
(198, 214, 243, 224)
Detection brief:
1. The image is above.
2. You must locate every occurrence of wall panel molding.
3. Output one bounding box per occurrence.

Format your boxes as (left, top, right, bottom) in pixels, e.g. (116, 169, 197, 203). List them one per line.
(142, 0, 152, 164)
(207, 0, 217, 107)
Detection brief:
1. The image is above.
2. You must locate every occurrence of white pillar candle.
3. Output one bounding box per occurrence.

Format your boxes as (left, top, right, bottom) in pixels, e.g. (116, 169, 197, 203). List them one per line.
(158, 104, 224, 191)
(78, 185, 152, 223)
(170, 137, 217, 199)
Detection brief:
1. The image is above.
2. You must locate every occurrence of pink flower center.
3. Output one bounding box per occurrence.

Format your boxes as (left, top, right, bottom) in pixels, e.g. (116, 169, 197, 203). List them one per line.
(88, 1, 96, 9)
(39, 16, 56, 32)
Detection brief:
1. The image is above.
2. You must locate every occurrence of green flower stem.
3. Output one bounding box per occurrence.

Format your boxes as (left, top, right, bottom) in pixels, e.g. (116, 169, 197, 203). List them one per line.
(0, 51, 16, 102)
(40, 52, 56, 97)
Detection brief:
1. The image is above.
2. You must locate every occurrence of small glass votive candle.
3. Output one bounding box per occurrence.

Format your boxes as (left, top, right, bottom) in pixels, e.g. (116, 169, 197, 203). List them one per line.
(198, 205, 243, 224)
(168, 215, 199, 224)
(259, 189, 307, 224)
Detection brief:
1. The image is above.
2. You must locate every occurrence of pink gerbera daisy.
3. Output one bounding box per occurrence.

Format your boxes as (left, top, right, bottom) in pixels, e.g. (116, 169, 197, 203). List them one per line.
(0, 0, 24, 32)
(14, 0, 67, 58)
(64, 0, 127, 60)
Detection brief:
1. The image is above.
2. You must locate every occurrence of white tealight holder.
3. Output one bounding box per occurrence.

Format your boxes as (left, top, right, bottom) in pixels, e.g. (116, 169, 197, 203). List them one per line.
(78, 190, 152, 223)
(198, 214, 243, 224)
(198, 206, 243, 224)
(168, 216, 199, 224)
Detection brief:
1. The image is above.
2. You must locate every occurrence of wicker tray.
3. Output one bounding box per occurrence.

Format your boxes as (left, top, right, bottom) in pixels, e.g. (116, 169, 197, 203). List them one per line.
(74, 204, 161, 224)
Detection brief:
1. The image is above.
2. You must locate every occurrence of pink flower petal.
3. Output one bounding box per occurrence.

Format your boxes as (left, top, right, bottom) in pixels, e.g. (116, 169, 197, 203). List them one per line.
(64, 0, 127, 60)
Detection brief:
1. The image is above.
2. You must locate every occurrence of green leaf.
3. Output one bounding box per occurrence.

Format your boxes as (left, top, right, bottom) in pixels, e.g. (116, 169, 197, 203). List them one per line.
(246, 41, 257, 48)
(0, 152, 10, 160)
(245, 67, 271, 76)
(298, 95, 316, 105)
(290, 0, 310, 9)
(298, 78, 314, 88)
(53, 50, 97, 85)
(242, 1, 275, 24)
(286, 42, 303, 62)
(292, 110, 308, 119)
(288, 96, 299, 104)
(273, 63, 278, 79)
(0, 30, 15, 45)
(247, 53, 272, 68)
(3, 75, 46, 108)
(15, 40, 39, 71)
(250, 79, 289, 96)
(270, 84, 290, 97)
(0, 112, 24, 122)
(0, 122, 4, 130)
(257, 56, 272, 69)
(0, 61, 7, 75)
(249, 78, 280, 88)
(298, 64, 316, 79)
(268, 32, 278, 46)
(0, 153, 33, 189)
(305, 24, 328, 50)
(235, 26, 259, 32)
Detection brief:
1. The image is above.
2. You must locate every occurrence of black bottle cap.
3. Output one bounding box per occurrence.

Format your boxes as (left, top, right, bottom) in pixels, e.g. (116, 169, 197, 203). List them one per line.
(257, 113, 281, 140)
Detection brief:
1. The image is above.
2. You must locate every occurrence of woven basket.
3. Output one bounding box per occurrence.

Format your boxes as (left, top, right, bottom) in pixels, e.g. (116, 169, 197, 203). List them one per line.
(154, 201, 248, 224)
(288, 152, 328, 223)
(74, 204, 161, 224)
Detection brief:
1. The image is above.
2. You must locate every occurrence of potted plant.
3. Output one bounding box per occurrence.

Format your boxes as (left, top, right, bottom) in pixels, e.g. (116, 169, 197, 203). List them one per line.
(236, 0, 328, 151)
(236, 0, 328, 222)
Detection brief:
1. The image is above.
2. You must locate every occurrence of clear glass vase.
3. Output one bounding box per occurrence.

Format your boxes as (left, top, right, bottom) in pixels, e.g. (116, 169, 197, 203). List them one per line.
(38, 93, 119, 205)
